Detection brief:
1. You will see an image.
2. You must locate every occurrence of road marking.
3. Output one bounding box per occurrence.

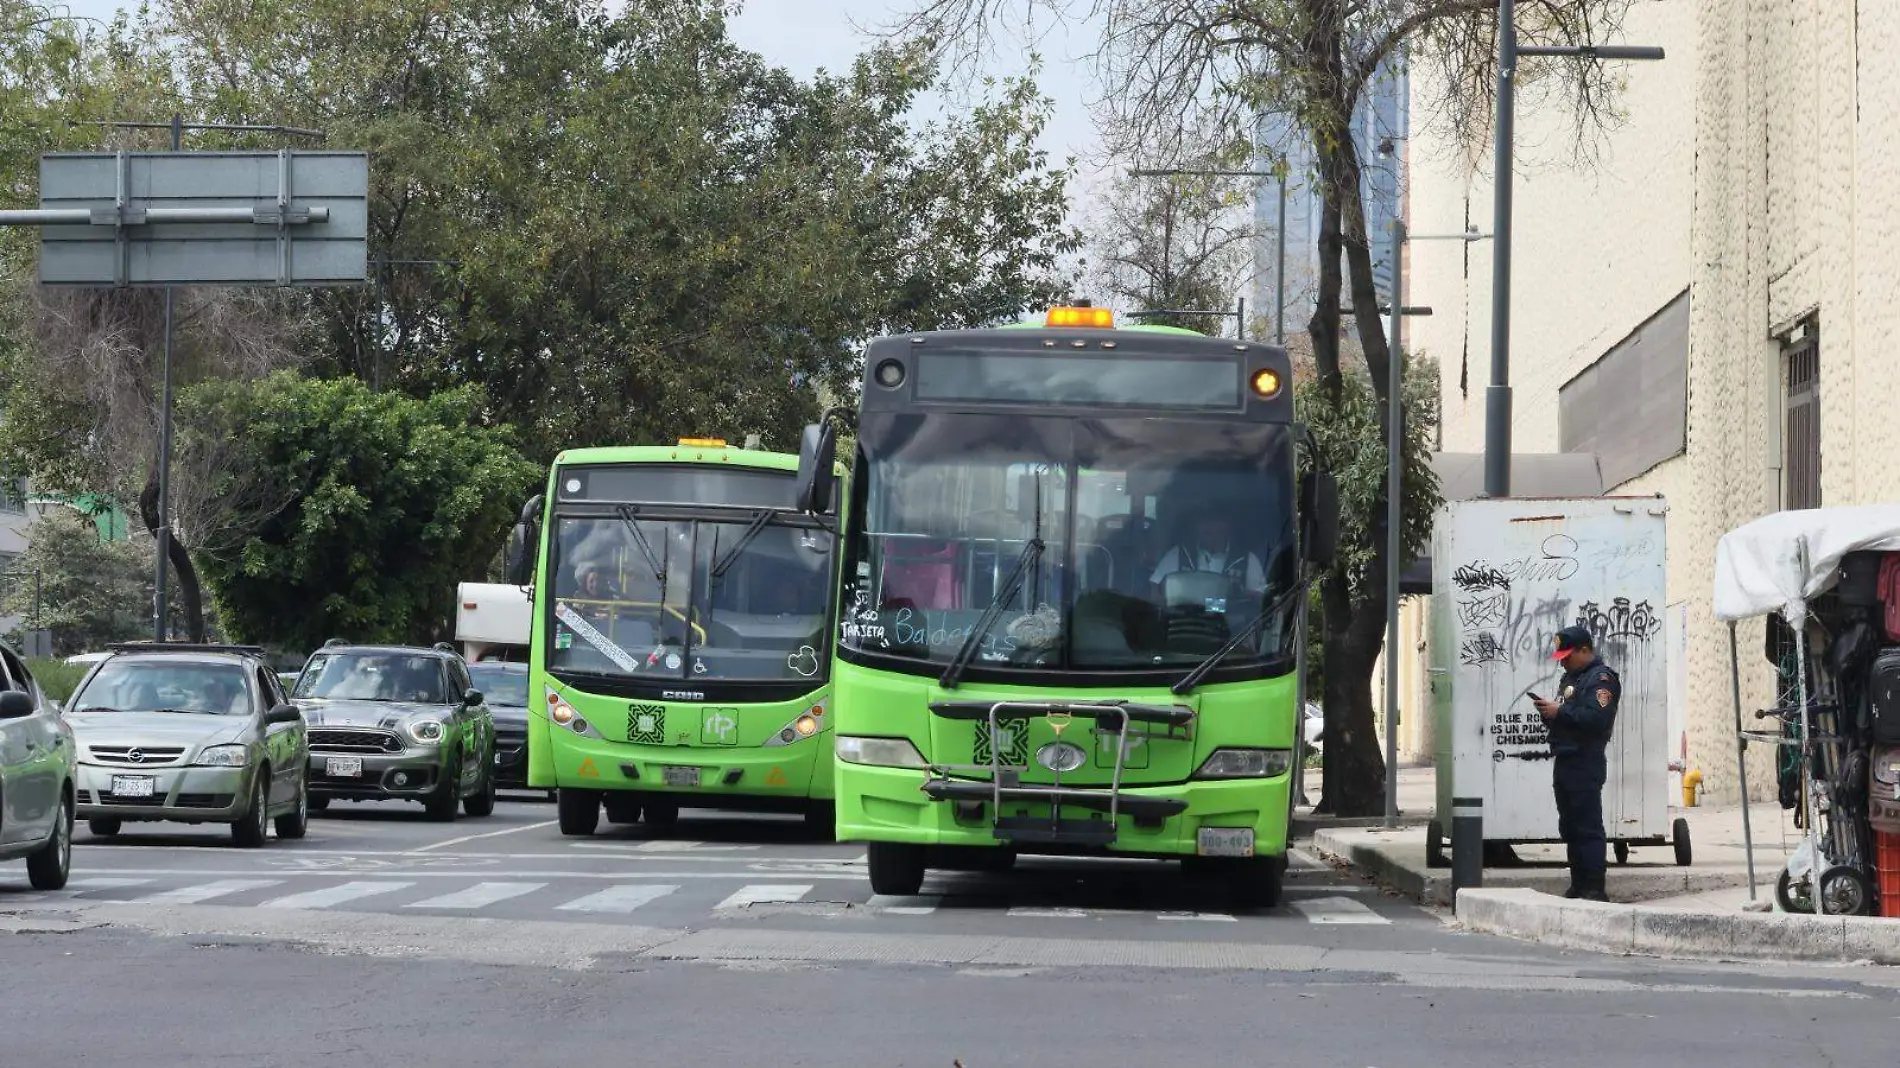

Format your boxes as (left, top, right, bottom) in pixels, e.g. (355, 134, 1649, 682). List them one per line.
(258, 881, 417, 910)
(1288, 895, 1390, 925)
(714, 884, 812, 910)
(868, 894, 940, 915)
(135, 879, 283, 905)
(631, 840, 760, 853)
(66, 877, 156, 891)
(1157, 911, 1238, 922)
(555, 884, 679, 914)
(77, 867, 864, 881)
(1007, 907, 1088, 919)
(1288, 848, 1329, 871)
(404, 881, 546, 910)
(409, 820, 557, 853)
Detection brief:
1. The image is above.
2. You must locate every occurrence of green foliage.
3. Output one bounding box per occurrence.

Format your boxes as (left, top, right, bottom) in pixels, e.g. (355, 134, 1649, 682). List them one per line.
(0, 511, 152, 655)
(25, 657, 85, 702)
(183, 373, 541, 650)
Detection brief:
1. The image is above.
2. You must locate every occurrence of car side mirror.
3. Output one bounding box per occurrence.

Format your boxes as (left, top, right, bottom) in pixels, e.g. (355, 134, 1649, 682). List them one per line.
(504, 495, 543, 585)
(0, 690, 35, 719)
(795, 422, 837, 515)
(1301, 470, 1340, 569)
(464, 689, 484, 707)
(266, 703, 302, 725)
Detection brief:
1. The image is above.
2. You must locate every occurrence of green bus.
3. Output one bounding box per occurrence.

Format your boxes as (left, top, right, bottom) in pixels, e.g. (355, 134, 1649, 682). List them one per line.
(792, 307, 1338, 906)
(503, 439, 841, 835)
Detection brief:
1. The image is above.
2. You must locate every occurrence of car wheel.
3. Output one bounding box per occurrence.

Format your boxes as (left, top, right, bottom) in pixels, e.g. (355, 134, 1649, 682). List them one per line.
(424, 752, 462, 822)
(87, 817, 122, 838)
(557, 787, 601, 836)
(463, 758, 497, 818)
(275, 775, 309, 840)
(27, 791, 73, 891)
(232, 772, 269, 848)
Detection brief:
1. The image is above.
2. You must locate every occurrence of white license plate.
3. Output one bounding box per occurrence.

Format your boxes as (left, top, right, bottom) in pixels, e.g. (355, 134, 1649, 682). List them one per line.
(1197, 827, 1255, 857)
(110, 775, 155, 799)
(326, 757, 364, 778)
(661, 765, 700, 788)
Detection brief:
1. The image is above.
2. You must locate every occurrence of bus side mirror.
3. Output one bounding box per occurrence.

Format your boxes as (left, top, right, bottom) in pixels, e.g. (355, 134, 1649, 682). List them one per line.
(503, 495, 543, 586)
(795, 423, 837, 515)
(1301, 471, 1339, 568)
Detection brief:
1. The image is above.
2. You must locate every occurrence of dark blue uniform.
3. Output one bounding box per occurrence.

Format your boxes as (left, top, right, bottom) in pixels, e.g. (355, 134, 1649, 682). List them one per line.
(1548, 659, 1620, 891)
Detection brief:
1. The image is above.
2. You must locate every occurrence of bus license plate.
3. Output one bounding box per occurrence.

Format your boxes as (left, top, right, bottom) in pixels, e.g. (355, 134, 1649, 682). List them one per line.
(661, 765, 700, 788)
(110, 775, 155, 798)
(1197, 827, 1254, 857)
(326, 757, 363, 778)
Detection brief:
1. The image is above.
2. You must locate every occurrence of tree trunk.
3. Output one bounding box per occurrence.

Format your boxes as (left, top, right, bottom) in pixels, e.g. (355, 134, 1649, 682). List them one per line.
(138, 469, 208, 643)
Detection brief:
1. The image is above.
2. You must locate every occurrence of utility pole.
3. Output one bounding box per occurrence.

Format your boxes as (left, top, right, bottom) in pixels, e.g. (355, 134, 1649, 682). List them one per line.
(1484, 4, 1663, 498)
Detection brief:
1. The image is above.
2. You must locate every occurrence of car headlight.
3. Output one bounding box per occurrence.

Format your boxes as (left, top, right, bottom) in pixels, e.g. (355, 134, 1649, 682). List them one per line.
(195, 744, 250, 767)
(407, 719, 445, 744)
(763, 704, 826, 748)
(1193, 748, 1293, 780)
(835, 735, 927, 768)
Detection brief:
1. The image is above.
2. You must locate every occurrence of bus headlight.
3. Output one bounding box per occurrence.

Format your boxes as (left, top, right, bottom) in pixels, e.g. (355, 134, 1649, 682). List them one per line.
(1193, 748, 1292, 780)
(763, 706, 826, 747)
(835, 736, 928, 768)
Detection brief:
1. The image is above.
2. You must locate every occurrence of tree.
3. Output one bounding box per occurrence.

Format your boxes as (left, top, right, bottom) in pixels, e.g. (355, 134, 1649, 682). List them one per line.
(182, 373, 541, 651)
(895, 0, 1632, 814)
(1083, 114, 1255, 332)
(0, 510, 152, 656)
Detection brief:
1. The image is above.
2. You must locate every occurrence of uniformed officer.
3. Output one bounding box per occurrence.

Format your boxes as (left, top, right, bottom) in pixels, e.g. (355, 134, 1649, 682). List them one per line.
(1531, 625, 1621, 901)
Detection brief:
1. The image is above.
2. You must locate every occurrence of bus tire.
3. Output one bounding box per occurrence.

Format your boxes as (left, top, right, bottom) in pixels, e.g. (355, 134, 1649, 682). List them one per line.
(642, 799, 679, 829)
(867, 842, 927, 896)
(803, 801, 836, 842)
(557, 788, 601, 836)
(1229, 856, 1285, 910)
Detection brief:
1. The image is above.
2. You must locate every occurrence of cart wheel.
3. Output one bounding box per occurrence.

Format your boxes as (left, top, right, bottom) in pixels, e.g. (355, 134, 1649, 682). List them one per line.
(1672, 817, 1692, 867)
(1774, 868, 1810, 913)
(1819, 865, 1876, 916)
(1613, 841, 1630, 865)
(1425, 819, 1448, 869)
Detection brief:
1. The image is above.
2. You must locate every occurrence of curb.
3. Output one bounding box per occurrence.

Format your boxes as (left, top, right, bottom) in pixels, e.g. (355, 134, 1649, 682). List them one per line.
(1311, 826, 1437, 903)
(1455, 887, 1900, 966)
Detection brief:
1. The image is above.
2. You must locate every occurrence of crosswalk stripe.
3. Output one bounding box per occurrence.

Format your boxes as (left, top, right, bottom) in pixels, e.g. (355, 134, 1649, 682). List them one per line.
(67, 877, 156, 891)
(1007, 906, 1088, 918)
(258, 881, 417, 910)
(404, 882, 545, 910)
(1288, 895, 1390, 925)
(555, 884, 678, 914)
(868, 894, 940, 915)
(1157, 911, 1238, 922)
(136, 879, 282, 905)
(715, 884, 812, 910)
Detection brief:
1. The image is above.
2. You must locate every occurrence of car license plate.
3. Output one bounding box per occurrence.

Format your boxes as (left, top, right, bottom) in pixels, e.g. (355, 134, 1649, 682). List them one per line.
(1197, 827, 1255, 857)
(326, 757, 363, 778)
(661, 765, 700, 788)
(110, 775, 155, 799)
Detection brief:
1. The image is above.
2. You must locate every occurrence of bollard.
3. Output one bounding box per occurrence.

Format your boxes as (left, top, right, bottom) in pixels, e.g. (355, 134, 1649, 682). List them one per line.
(1451, 795, 1484, 897)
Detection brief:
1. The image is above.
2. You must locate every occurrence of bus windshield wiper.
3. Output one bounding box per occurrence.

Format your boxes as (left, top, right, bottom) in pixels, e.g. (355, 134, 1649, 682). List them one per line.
(613, 504, 669, 585)
(937, 535, 1044, 690)
(1170, 579, 1310, 696)
(709, 509, 776, 581)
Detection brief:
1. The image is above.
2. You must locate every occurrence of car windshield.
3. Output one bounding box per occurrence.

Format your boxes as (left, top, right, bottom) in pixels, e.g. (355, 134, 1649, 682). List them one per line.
(840, 413, 1297, 674)
(545, 508, 834, 683)
(467, 665, 529, 707)
(72, 659, 254, 716)
(293, 652, 451, 703)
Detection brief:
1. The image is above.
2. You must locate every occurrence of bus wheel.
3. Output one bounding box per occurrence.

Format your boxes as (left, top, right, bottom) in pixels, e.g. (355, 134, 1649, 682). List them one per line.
(1229, 856, 1285, 910)
(868, 842, 927, 896)
(557, 788, 601, 836)
(642, 799, 680, 829)
(603, 794, 643, 825)
(803, 801, 836, 842)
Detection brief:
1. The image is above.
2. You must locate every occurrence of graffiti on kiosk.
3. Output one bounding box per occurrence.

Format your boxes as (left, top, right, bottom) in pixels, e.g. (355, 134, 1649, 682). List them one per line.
(1574, 597, 1661, 643)
(1451, 562, 1511, 592)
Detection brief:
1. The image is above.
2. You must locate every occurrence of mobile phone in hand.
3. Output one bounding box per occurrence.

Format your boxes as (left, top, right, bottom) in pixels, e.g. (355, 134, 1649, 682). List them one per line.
(1524, 690, 1544, 703)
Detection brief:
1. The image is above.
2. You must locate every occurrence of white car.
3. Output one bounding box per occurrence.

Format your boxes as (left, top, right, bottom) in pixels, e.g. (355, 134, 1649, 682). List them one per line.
(1303, 702, 1324, 752)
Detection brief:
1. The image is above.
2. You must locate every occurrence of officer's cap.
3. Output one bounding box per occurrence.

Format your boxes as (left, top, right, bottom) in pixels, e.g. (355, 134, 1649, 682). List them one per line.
(1551, 625, 1593, 659)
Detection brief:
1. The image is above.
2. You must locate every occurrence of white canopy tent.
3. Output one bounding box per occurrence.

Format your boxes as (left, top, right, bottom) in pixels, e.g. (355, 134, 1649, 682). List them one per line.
(1711, 505, 1900, 914)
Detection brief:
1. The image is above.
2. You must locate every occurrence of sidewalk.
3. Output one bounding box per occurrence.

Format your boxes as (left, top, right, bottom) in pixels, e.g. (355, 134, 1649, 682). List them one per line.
(1303, 764, 1900, 965)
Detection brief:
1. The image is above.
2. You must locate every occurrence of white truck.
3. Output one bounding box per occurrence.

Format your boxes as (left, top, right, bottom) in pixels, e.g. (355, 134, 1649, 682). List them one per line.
(455, 582, 531, 663)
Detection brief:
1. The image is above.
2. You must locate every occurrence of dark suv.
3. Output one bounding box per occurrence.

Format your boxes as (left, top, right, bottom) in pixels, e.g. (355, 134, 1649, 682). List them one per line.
(466, 661, 537, 795)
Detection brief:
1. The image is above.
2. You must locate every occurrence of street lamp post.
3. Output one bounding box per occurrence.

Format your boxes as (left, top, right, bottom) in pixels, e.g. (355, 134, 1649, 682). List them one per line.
(1484, 0, 1663, 498)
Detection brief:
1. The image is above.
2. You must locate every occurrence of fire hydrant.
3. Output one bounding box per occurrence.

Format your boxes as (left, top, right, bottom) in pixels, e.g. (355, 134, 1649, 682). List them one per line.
(1682, 767, 1703, 808)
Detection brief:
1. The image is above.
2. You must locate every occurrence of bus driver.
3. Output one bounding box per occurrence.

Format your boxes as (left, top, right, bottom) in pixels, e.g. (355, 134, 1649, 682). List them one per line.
(1149, 506, 1268, 598)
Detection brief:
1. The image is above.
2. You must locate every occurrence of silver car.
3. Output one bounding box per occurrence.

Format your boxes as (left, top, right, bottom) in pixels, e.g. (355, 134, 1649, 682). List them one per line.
(293, 644, 496, 821)
(65, 644, 309, 847)
(0, 642, 76, 888)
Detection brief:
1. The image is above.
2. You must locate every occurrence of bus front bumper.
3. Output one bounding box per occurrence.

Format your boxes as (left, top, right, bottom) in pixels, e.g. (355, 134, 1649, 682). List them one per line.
(836, 765, 1291, 859)
(541, 732, 832, 801)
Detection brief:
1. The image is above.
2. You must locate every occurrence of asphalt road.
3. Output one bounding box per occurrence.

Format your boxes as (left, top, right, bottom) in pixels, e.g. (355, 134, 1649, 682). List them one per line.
(4, 795, 1897, 1067)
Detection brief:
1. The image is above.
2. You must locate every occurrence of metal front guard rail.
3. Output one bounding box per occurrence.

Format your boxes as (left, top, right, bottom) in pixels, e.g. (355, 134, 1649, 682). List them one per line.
(925, 699, 1197, 837)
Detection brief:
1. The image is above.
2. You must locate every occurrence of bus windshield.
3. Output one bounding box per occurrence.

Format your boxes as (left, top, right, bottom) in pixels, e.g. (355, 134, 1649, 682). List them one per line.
(840, 412, 1297, 673)
(547, 512, 833, 683)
